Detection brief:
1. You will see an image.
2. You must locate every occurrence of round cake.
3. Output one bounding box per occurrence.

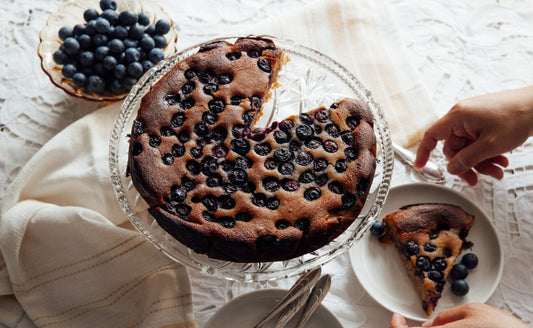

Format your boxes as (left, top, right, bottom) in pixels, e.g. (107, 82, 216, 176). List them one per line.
(127, 37, 377, 262)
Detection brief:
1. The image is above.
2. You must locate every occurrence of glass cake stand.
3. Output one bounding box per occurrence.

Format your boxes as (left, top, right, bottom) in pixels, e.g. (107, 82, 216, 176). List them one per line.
(109, 36, 394, 282)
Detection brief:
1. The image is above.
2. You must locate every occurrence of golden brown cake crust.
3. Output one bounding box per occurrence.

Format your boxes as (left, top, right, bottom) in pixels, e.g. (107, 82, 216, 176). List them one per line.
(381, 203, 474, 315)
(127, 37, 377, 262)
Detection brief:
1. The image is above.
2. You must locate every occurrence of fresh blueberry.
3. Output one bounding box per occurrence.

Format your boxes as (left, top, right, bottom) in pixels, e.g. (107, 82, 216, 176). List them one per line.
(92, 33, 108, 47)
(128, 24, 145, 40)
(101, 9, 119, 25)
(94, 46, 109, 60)
(78, 34, 92, 50)
(107, 39, 125, 54)
(148, 47, 164, 63)
(62, 37, 80, 55)
(73, 24, 86, 36)
(155, 19, 171, 34)
(141, 60, 154, 72)
(103, 56, 117, 70)
(114, 64, 126, 79)
(109, 79, 124, 94)
(451, 279, 469, 296)
(140, 35, 155, 51)
(83, 8, 99, 22)
(100, 0, 117, 10)
(450, 263, 469, 280)
(94, 17, 111, 34)
(111, 25, 128, 40)
(127, 62, 144, 78)
(138, 12, 151, 26)
(58, 26, 73, 40)
(153, 34, 167, 48)
(119, 10, 138, 26)
(79, 51, 95, 66)
(61, 64, 77, 78)
(124, 47, 141, 63)
(123, 38, 137, 49)
(144, 24, 156, 36)
(461, 253, 479, 269)
(122, 76, 137, 90)
(53, 50, 69, 65)
(72, 72, 87, 88)
(86, 75, 105, 93)
(369, 221, 385, 237)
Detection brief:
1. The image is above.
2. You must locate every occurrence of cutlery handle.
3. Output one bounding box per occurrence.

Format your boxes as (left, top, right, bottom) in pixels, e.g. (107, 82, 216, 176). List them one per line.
(393, 143, 446, 184)
(294, 275, 332, 328)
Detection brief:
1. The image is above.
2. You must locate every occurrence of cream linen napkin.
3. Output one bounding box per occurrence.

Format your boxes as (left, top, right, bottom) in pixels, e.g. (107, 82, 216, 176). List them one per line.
(242, 0, 437, 146)
(0, 103, 196, 328)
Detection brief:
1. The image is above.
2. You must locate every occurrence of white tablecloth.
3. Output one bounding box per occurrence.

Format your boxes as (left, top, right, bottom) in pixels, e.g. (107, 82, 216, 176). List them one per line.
(1, 0, 533, 327)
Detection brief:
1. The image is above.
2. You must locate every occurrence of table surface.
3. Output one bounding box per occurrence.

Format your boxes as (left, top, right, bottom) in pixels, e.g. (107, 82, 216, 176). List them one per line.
(1, 0, 533, 327)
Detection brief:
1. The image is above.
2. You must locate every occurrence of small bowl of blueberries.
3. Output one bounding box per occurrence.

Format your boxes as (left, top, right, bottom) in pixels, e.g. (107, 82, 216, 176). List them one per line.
(38, 0, 178, 102)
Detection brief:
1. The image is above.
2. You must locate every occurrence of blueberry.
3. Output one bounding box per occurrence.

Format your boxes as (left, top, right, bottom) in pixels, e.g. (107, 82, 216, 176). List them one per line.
(144, 24, 156, 36)
(423, 243, 437, 252)
(257, 58, 271, 72)
(94, 46, 109, 60)
(327, 181, 343, 194)
(230, 139, 250, 155)
(341, 131, 354, 145)
(140, 35, 155, 51)
(86, 75, 105, 93)
(79, 51, 94, 66)
(281, 179, 299, 192)
(295, 151, 313, 166)
(58, 26, 73, 40)
(451, 279, 469, 296)
(113, 64, 126, 79)
(123, 38, 137, 49)
(313, 158, 328, 172)
(53, 50, 69, 65)
(138, 12, 151, 26)
(94, 17, 111, 34)
(106, 39, 124, 55)
(78, 34, 92, 50)
(294, 218, 310, 236)
(129, 24, 145, 40)
(101, 9, 119, 25)
(416, 256, 432, 271)
(109, 79, 124, 94)
(100, 0, 117, 10)
(124, 47, 141, 63)
(369, 221, 385, 237)
(61, 64, 77, 78)
(155, 19, 171, 34)
(73, 24, 86, 36)
(148, 47, 164, 63)
(278, 162, 294, 175)
(119, 10, 138, 26)
(303, 187, 321, 201)
(103, 56, 117, 70)
(92, 34, 108, 47)
(335, 159, 347, 173)
(451, 263, 469, 280)
(254, 142, 271, 156)
(428, 270, 444, 282)
(273, 147, 292, 162)
(262, 176, 280, 192)
(122, 76, 137, 90)
(228, 168, 248, 185)
(402, 240, 419, 257)
(62, 37, 80, 55)
(72, 72, 87, 88)
(296, 125, 313, 140)
(127, 62, 144, 78)
(461, 253, 479, 269)
(153, 34, 167, 48)
(83, 8, 99, 22)
(433, 257, 447, 271)
(141, 60, 154, 72)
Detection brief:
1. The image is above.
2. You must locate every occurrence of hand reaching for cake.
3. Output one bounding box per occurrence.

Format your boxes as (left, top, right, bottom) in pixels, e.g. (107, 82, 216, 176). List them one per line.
(390, 303, 531, 328)
(414, 86, 533, 186)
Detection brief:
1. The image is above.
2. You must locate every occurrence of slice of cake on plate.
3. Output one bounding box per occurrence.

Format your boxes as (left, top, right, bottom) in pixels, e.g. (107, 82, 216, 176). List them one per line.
(380, 203, 474, 315)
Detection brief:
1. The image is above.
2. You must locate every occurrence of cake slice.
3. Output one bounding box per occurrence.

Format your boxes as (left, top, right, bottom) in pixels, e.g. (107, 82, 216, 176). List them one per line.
(380, 203, 474, 315)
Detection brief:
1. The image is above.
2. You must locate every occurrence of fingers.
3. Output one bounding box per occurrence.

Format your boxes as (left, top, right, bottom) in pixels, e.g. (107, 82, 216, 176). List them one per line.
(390, 312, 409, 328)
(415, 116, 457, 169)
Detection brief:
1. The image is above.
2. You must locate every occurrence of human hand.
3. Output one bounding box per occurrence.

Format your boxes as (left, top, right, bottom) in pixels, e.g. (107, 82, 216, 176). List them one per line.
(390, 303, 530, 328)
(414, 86, 533, 186)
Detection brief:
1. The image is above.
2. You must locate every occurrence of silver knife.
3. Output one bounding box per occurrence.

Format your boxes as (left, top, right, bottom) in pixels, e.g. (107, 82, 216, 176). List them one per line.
(293, 274, 332, 328)
(254, 267, 322, 328)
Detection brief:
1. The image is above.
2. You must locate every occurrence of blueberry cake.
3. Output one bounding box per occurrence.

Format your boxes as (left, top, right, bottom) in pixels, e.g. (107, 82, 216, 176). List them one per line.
(127, 37, 377, 262)
(380, 203, 475, 315)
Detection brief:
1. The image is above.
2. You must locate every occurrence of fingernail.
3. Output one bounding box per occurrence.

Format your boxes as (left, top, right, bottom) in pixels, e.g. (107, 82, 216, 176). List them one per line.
(448, 161, 462, 174)
(421, 319, 433, 327)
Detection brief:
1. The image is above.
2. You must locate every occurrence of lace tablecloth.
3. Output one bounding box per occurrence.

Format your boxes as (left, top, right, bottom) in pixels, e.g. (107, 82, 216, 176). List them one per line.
(1, 0, 533, 327)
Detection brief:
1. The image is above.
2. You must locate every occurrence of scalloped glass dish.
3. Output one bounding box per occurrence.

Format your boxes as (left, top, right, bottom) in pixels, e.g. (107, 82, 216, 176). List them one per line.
(38, 0, 178, 103)
(109, 36, 393, 282)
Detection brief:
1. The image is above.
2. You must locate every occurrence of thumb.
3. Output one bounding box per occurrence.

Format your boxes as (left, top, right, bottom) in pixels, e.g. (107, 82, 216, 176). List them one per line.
(390, 313, 409, 328)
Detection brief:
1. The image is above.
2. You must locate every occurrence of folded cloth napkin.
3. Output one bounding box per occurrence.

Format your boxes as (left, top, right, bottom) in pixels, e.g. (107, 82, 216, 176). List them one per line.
(0, 102, 196, 328)
(241, 0, 437, 146)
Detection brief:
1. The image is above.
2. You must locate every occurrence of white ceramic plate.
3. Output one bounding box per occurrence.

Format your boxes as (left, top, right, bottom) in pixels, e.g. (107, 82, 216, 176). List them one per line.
(349, 183, 503, 322)
(204, 289, 343, 328)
